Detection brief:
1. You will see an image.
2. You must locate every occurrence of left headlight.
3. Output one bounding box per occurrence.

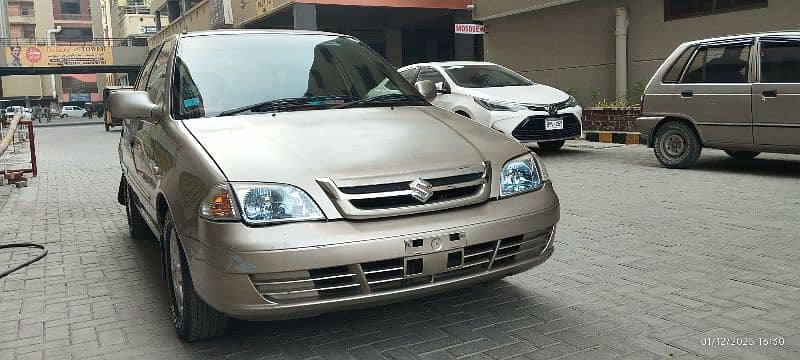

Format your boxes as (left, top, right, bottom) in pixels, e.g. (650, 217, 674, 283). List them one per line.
(231, 183, 325, 225)
(500, 153, 549, 198)
(565, 95, 578, 108)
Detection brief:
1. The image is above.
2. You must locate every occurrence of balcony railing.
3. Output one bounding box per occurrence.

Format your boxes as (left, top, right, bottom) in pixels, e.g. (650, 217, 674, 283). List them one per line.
(53, 13, 92, 21)
(0, 37, 147, 47)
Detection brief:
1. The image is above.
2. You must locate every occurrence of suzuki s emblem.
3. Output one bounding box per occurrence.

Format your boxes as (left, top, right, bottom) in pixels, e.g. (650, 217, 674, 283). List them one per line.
(547, 104, 559, 115)
(409, 177, 434, 203)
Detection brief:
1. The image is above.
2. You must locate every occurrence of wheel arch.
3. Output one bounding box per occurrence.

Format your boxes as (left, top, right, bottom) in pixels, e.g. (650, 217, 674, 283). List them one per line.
(650, 115, 702, 147)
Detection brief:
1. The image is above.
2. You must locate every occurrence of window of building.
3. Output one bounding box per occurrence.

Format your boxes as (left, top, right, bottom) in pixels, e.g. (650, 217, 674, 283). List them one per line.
(60, 0, 81, 14)
(760, 39, 800, 83)
(681, 44, 751, 83)
(665, 0, 767, 20)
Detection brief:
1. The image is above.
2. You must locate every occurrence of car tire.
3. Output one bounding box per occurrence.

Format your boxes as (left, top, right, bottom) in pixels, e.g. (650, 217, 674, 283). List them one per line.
(164, 213, 228, 341)
(724, 150, 760, 160)
(538, 140, 565, 151)
(125, 185, 154, 240)
(455, 111, 471, 119)
(61, 114, 67, 118)
(653, 121, 702, 169)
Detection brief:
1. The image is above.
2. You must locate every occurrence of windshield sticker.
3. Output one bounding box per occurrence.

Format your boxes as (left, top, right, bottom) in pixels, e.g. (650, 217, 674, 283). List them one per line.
(184, 98, 200, 108)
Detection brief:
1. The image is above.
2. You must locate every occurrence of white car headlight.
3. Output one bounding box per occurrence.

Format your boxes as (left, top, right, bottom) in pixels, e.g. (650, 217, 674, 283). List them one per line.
(474, 97, 528, 112)
(500, 153, 549, 198)
(565, 95, 578, 108)
(231, 183, 325, 225)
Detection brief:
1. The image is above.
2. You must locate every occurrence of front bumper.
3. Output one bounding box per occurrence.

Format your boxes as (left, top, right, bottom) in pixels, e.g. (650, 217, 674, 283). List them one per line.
(180, 183, 560, 321)
(490, 107, 583, 143)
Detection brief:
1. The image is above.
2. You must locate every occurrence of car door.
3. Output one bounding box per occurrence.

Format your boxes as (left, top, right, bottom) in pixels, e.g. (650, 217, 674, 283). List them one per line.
(753, 36, 800, 147)
(417, 67, 456, 110)
(678, 39, 754, 145)
(122, 43, 161, 212)
(131, 39, 175, 219)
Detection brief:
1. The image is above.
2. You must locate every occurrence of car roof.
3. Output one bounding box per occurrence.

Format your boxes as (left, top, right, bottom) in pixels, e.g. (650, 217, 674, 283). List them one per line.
(178, 29, 346, 40)
(684, 30, 800, 45)
(402, 61, 499, 69)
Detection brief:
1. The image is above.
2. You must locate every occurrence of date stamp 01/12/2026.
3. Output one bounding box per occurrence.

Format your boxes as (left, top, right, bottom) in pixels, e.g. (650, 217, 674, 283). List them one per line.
(700, 336, 786, 347)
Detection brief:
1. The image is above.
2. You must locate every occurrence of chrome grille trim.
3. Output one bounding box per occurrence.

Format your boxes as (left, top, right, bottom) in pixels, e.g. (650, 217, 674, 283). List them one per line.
(317, 162, 492, 219)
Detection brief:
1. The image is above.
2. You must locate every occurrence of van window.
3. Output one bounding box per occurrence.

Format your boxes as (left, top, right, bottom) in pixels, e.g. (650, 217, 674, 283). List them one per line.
(682, 44, 751, 83)
(761, 40, 800, 83)
(663, 46, 695, 83)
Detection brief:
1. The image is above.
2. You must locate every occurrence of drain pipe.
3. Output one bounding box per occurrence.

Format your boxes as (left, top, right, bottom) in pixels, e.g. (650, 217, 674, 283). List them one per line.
(615, 7, 628, 100)
(46, 26, 62, 101)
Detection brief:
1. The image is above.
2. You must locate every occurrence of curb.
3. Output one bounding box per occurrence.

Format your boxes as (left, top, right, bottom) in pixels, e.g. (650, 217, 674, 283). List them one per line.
(32, 121, 104, 128)
(584, 131, 644, 145)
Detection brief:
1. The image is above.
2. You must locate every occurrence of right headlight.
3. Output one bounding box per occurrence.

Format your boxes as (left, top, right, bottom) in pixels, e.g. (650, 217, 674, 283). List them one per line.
(199, 182, 325, 225)
(499, 153, 550, 198)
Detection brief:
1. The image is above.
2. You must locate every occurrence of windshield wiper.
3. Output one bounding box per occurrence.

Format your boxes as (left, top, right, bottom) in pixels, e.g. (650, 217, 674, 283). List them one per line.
(330, 93, 427, 110)
(217, 96, 353, 117)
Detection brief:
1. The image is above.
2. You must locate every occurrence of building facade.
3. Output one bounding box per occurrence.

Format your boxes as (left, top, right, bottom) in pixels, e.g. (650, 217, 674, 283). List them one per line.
(147, 0, 482, 67)
(473, 0, 798, 105)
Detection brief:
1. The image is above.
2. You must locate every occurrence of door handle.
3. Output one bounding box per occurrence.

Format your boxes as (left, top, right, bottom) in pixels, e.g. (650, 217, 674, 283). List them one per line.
(680, 90, 694, 98)
(762, 90, 778, 98)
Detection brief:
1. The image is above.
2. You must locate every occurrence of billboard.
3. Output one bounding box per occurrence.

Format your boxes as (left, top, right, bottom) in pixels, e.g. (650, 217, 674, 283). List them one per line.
(5, 45, 113, 67)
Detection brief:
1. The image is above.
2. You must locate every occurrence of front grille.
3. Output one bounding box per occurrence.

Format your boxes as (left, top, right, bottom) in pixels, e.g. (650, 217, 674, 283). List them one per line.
(317, 163, 491, 219)
(250, 228, 554, 304)
(512, 114, 581, 141)
(526, 99, 570, 112)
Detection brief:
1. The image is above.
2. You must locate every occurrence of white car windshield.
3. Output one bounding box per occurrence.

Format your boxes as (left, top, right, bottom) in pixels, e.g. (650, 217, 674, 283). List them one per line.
(443, 64, 532, 88)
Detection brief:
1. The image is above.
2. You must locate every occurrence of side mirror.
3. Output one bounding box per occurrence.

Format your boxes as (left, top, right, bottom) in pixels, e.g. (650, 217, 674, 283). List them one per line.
(434, 82, 450, 94)
(415, 80, 437, 102)
(109, 90, 161, 122)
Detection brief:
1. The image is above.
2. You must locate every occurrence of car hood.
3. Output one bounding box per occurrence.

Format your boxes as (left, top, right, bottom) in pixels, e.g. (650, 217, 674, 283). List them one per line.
(181, 106, 526, 190)
(462, 84, 569, 105)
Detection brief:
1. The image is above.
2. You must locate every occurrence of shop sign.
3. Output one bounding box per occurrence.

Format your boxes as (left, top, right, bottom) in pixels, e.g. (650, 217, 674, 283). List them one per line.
(5, 45, 113, 67)
(455, 23, 485, 35)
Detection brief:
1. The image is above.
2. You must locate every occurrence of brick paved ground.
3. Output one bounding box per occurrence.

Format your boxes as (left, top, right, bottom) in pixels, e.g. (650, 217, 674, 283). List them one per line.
(1, 126, 799, 360)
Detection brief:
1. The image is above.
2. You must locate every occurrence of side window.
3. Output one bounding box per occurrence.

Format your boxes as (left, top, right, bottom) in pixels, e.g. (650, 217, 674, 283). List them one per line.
(399, 68, 419, 84)
(145, 39, 176, 101)
(663, 46, 695, 83)
(135, 44, 162, 91)
(760, 40, 800, 83)
(682, 44, 751, 83)
(418, 67, 446, 84)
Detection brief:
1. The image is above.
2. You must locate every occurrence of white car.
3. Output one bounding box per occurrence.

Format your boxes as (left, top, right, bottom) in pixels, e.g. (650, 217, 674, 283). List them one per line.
(60, 105, 87, 118)
(398, 62, 583, 150)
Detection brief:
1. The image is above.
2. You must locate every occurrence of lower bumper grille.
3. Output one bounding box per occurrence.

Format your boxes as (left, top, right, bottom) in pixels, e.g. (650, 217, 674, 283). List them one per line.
(250, 228, 554, 304)
(512, 115, 581, 141)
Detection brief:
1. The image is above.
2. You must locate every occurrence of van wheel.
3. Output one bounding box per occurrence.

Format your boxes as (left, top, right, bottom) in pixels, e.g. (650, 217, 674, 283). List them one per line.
(125, 185, 154, 240)
(538, 140, 565, 151)
(653, 121, 702, 169)
(164, 213, 228, 341)
(725, 150, 760, 160)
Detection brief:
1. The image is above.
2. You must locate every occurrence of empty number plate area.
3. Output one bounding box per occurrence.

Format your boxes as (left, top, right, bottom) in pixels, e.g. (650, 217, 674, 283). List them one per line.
(250, 227, 554, 304)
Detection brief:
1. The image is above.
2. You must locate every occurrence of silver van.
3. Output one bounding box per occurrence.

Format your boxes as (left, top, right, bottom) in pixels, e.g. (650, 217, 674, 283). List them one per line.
(637, 31, 800, 168)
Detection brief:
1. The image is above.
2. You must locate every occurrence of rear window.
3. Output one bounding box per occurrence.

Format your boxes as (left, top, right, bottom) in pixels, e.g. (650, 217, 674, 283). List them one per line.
(662, 46, 695, 83)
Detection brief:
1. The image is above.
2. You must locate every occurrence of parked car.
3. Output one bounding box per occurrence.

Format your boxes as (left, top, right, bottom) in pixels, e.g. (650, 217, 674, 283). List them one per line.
(638, 31, 800, 168)
(110, 30, 560, 341)
(4, 106, 31, 120)
(60, 105, 87, 118)
(397, 62, 582, 151)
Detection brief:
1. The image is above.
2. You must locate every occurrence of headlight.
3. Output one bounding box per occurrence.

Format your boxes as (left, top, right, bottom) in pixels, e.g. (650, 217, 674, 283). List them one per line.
(500, 153, 548, 198)
(474, 97, 528, 112)
(231, 183, 324, 225)
(565, 95, 578, 108)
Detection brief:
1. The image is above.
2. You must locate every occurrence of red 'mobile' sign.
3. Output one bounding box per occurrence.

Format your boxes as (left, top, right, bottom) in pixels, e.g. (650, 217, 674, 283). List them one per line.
(455, 24, 485, 34)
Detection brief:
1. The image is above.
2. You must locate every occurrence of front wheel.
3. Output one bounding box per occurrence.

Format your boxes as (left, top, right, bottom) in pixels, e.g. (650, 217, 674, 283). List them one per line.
(653, 121, 702, 169)
(725, 150, 760, 160)
(164, 213, 228, 341)
(61, 114, 67, 118)
(538, 140, 565, 151)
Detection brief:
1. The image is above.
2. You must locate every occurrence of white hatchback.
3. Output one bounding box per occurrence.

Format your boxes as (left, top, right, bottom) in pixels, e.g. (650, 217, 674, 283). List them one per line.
(398, 62, 583, 150)
(60, 106, 87, 118)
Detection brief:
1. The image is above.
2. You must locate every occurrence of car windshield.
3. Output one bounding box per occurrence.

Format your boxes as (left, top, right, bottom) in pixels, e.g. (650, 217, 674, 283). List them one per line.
(173, 33, 421, 118)
(442, 64, 533, 88)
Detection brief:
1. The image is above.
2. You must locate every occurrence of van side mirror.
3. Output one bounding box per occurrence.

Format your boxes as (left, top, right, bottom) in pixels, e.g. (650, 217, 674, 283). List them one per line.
(434, 82, 450, 94)
(109, 90, 162, 123)
(415, 80, 437, 102)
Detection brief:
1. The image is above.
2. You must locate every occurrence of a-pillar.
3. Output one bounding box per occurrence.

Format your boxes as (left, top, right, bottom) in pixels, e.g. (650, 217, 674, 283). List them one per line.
(293, 3, 317, 31)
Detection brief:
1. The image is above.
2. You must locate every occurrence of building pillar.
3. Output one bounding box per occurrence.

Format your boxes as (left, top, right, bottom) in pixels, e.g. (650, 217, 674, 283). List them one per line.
(167, 1, 181, 22)
(293, 3, 317, 31)
(155, 11, 162, 31)
(385, 29, 403, 67)
(454, 11, 477, 61)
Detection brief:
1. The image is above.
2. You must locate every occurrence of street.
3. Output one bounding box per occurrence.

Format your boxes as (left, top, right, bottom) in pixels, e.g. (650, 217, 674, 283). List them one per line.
(1, 125, 799, 359)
